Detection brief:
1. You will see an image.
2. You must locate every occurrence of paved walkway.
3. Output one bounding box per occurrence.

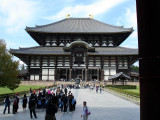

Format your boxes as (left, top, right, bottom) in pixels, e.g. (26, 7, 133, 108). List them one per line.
(0, 89, 140, 120)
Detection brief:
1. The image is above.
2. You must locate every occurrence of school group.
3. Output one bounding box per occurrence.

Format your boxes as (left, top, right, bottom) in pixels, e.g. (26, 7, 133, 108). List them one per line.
(3, 87, 77, 119)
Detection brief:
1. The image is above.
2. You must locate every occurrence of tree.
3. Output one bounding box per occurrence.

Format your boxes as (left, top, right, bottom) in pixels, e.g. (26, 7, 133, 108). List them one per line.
(130, 65, 139, 72)
(0, 39, 20, 90)
(20, 64, 25, 70)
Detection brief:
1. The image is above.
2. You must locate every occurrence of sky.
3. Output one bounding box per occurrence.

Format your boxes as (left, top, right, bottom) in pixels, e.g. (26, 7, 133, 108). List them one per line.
(0, 0, 138, 66)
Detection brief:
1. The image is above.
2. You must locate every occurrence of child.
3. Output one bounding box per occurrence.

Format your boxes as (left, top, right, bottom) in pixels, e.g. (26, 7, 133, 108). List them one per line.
(81, 101, 91, 120)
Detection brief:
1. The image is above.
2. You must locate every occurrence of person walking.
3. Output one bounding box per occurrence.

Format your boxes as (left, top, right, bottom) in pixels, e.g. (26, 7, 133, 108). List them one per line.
(45, 96, 58, 120)
(64, 87, 67, 95)
(29, 93, 37, 119)
(22, 94, 28, 111)
(12, 95, 18, 114)
(96, 86, 98, 93)
(3, 95, 11, 114)
(81, 101, 91, 120)
(15, 93, 20, 112)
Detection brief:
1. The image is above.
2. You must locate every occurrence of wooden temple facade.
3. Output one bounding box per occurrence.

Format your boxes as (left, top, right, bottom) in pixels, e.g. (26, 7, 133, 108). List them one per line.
(10, 17, 138, 81)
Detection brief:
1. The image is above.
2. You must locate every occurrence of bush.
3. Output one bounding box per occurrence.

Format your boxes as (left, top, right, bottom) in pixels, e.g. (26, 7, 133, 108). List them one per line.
(106, 85, 140, 97)
(106, 85, 137, 89)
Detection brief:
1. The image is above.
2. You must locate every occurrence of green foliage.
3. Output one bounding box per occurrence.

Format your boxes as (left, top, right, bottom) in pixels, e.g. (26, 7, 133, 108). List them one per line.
(0, 85, 45, 95)
(106, 85, 140, 97)
(0, 39, 20, 90)
(20, 64, 25, 70)
(130, 65, 139, 72)
(107, 85, 137, 89)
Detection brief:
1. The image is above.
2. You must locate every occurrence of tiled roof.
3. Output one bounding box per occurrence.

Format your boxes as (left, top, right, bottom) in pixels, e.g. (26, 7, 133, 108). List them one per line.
(10, 46, 70, 55)
(26, 18, 133, 33)
(88, 47, 138, 55)
(108, 72, 131, 80)
(10, 46, 138, 55)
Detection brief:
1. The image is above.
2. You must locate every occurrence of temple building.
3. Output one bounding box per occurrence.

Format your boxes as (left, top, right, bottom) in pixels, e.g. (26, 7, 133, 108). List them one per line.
(10, 16, 138, 81)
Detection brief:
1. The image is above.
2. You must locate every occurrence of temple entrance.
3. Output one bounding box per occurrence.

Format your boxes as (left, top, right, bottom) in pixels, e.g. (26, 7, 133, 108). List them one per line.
(57, 68, 101, 81)
(59, 69, 67, 80)
(74, 69, 82, 79)
(89, 69, 97, 81)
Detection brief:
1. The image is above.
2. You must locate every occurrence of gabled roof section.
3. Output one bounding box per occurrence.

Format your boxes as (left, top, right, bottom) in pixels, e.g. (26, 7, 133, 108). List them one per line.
(10, 46, 138, 65)
(26, 18, 133, 33)
(10, 46, 138, 55)
(108, 72, 131, 80)
(63, 40, 95, 52)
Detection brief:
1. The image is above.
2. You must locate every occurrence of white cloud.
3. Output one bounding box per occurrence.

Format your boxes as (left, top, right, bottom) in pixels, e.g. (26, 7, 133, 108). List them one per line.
(117, 5, 137, 39)
(0, 0, 38, 32)
(125, 8, 137, 28)
(121, 43, 138, 48)
(19, 60, 25, 65)
(45, 0, 125, 21)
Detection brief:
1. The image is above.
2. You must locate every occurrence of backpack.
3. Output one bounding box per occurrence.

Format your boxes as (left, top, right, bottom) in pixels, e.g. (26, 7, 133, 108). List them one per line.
(72, 99, 76, 105)
(38, 100, 41, 105)
(86, 106, 91, 115)
(29, 98, 36, 107)
(13, 99, 17, 106)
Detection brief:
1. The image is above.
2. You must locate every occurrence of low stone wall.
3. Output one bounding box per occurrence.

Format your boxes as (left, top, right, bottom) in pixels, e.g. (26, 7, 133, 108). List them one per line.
(105, 81, 140, 86)
(20, 81, 55, 86)
(20, 81, 139, 86)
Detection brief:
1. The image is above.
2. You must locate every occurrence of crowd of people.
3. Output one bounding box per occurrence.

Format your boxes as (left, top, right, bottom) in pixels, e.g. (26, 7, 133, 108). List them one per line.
(3, 83, 103, 120)
(28, 86, 77, 119)
(3, 86, 77, 119)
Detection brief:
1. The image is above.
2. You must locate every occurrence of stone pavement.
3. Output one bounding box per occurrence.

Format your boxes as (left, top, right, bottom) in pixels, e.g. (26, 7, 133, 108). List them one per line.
(0, 88, 140, 120)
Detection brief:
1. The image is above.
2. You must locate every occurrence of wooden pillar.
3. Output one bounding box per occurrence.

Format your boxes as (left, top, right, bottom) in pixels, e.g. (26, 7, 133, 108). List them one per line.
(69, 69, 72, 80)
(66, 69, 68, 80)
(72, 69, 74, 79)
(39, 56, 42, 80)
(28, 56, 31, 80)
(101, 69, 104, 81)
(57, 69, 60, 80)
(97, 69, 99, 81)
(55, 69, 57, 81)
(55, 56, 58, 81)
(82, 69, 84, 81)
(85, 69, 88, 82)
(99, 69, 101, 81)
(116, 56, 118, 72)
(136, 0, 160, 119)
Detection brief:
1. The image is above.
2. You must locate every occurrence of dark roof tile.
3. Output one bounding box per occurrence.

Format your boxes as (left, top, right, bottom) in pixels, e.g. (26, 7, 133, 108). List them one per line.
(10, 46, 138, 55)
(26, 18, 133, 33)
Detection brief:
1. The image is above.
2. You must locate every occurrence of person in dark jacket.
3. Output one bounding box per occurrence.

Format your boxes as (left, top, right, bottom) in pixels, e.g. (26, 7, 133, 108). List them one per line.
(3, 95, 11, 114)
(68, 94, 73, 112)
(45, 96, 58, 120)
(64, 88, 67, 95)
(63, 94, 68, 112)
(29, 93, 37, 119)
(15, 93, 20, 113)
(22, 94, 27, 111)
(72, 96, 76, 111)
(12, 95, 17, 114)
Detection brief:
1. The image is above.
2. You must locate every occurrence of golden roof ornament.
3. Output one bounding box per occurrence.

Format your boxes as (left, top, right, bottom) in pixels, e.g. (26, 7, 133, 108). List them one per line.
(66, 14, 70, 18)
(89, 14, 93, 19)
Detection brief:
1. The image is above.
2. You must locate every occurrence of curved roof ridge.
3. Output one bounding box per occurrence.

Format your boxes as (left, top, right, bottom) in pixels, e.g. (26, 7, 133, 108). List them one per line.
(118, 46, 138, 50)
(92, 19, 133, 30)
(18, 46, 41, 50)
(26, 18, 67, 29)
(26, 17, 133, 33)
